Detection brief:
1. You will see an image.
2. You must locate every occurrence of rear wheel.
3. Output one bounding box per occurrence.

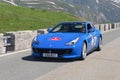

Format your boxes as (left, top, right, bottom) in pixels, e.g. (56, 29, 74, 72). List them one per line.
(80, 43, 87, 60)
(96, 37, 102, 51)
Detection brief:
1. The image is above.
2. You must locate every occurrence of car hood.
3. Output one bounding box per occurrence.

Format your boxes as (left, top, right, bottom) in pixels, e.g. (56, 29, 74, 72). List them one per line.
(35, 33, 85, 48)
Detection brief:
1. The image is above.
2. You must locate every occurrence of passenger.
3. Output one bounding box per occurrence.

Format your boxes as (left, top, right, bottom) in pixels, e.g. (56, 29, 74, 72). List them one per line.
(61, 26, 69, 32)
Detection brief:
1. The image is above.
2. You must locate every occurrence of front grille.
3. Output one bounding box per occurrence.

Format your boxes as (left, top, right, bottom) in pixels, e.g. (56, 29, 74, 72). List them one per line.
(32, 48, 72, 54)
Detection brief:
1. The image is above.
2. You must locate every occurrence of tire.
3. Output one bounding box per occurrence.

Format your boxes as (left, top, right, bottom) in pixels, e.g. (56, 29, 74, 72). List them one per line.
(80, 42, 87, 60)
(96, 37, 102, 51)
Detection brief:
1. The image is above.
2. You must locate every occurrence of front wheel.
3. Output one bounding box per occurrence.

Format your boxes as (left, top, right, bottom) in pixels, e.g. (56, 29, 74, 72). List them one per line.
(80, 43, 87, 60)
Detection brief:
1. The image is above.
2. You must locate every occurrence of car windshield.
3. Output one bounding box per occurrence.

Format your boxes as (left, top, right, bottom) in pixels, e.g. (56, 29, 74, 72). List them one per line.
(50, 23, 86, 33)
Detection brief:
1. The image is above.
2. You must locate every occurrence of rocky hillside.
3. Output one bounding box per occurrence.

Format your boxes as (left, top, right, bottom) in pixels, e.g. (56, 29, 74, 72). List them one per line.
(2, 0, 120, 23)
(63, 0, 120, 23)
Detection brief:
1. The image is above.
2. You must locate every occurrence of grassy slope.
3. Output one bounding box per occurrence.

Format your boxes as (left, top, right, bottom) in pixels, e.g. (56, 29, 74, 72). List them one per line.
(0, 2, 82, 33)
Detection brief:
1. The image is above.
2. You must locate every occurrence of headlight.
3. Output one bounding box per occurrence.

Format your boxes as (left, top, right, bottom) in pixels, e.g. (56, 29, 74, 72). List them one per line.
(66, 37, 79, 46)
(33, 37, 39, 44)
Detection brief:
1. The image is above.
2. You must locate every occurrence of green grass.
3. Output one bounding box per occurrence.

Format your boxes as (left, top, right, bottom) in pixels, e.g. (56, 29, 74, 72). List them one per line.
(0, 2, 83, 33)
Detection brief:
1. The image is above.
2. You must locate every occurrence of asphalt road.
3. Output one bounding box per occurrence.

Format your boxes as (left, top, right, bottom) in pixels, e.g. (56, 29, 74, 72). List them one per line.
(0, 29, 120, 80)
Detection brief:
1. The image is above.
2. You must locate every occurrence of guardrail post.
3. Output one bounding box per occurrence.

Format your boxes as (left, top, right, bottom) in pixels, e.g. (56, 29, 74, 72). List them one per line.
(99, 24, 101, 31)
(4, 32, 15, 52)
(104, 24, 106, 31)
(111, 23, 115, 29)
(119, 23, 120, 28)
(101, 24, 105, 32)
(108, 24, 111, 30)
(118, 23, 120, 28)
(114, 23, 116, 29)
(0, 33, 6, 54)
(116, 23, 119, 28)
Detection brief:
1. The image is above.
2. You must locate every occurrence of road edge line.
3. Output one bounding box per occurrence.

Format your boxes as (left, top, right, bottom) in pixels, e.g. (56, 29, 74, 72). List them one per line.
(0, 48, 31, 57)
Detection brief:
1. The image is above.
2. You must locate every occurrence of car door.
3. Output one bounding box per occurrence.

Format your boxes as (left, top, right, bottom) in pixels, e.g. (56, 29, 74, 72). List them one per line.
(87, 23, 98, 52)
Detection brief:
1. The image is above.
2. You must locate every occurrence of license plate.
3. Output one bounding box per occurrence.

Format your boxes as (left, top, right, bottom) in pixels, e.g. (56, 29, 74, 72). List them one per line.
(43, 53, 58, 58)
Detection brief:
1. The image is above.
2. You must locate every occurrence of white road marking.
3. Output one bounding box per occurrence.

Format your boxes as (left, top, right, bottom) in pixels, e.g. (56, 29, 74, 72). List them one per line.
(0, 49, 31, 57)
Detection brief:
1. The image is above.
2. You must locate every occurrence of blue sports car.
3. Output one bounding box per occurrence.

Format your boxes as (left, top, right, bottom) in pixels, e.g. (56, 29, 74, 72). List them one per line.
(31, 22, 102, 60)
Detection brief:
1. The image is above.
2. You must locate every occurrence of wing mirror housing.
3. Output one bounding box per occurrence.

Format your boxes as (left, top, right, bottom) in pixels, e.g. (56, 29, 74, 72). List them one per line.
(47, 28, 52, 33)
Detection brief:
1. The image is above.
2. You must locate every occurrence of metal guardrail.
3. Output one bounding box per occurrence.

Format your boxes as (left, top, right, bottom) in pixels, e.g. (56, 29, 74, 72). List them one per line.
(0, 22, 119, 54)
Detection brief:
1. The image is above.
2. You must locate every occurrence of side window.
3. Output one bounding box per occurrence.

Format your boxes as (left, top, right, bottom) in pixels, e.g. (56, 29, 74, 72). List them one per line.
(87, 24, 92, 30)
(87, 23, 95, 33)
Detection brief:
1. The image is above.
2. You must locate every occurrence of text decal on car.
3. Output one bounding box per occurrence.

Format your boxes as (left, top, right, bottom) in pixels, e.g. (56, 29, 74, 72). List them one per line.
(49, 37, 61, 41)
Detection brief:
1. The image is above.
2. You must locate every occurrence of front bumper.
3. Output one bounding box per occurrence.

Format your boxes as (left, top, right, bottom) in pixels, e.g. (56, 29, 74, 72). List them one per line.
(32, 48, 81, 59)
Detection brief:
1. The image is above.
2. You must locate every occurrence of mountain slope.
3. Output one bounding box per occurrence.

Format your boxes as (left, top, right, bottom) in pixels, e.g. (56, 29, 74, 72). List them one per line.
(0, 2, 80, 33)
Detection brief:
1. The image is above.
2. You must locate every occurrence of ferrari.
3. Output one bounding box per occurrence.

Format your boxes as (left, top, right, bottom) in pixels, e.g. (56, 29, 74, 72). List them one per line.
(31, 22, 102, 60)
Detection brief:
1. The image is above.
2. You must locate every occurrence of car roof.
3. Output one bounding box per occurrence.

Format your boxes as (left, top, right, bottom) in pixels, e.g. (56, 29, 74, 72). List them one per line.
(59, 21, 90, 24)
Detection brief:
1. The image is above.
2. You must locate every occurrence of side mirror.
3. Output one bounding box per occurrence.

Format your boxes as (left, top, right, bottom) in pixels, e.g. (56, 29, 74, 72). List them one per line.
(47, 28, 52, 32)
